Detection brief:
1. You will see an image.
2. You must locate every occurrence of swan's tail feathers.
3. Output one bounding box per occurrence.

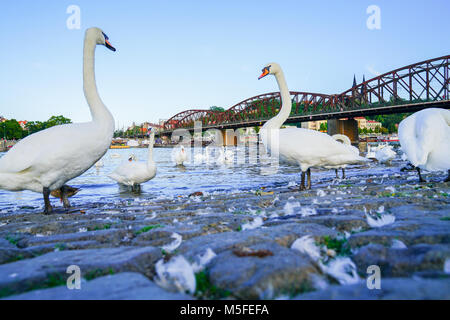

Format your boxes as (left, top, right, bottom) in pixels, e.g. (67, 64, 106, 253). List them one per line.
(332, 134, 352, 146)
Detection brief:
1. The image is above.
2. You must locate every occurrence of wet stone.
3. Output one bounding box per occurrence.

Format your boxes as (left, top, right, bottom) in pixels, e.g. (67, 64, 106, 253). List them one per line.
(4, 272, 192, 300)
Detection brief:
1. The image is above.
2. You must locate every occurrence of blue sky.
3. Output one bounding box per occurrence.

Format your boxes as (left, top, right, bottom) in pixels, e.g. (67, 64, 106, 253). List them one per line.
(0, 0, 449, 129)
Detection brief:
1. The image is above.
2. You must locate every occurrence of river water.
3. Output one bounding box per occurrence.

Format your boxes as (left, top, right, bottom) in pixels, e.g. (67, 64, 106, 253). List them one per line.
(0, 144, 402, 213)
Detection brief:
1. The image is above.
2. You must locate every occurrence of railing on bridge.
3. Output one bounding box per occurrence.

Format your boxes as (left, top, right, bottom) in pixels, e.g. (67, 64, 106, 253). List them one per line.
(163, 55, 449, 132)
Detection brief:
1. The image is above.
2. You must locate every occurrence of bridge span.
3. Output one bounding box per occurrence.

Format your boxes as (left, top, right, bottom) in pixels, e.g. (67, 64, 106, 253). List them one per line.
(161, 55, 450, 142)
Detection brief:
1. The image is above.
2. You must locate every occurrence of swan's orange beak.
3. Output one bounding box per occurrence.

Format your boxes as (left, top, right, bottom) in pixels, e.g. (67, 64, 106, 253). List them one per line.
(105, 39, 116, 52)
(258, 67, 270, 80)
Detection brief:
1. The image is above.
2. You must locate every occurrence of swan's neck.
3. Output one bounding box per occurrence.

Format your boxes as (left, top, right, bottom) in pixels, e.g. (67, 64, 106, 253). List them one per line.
(147, 134, 155, 166)
(83, 38, 114, 128)
(262, 70, 291, 130)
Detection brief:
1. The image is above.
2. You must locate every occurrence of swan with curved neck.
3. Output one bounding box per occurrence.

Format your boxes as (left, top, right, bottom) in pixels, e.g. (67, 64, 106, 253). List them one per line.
(108, 131, 157, 192)
(399, 108, 450, 182)
(258, 62, 368, 189)
(0, 27, 116, 214)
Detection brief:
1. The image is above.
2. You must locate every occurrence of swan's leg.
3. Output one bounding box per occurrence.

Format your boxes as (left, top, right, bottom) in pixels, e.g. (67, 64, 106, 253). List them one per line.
(300, 171, 306, 191)
(61, 185, 71, 209)
(335, 169, 339, 179)
(416, 167, 425, 183)
(342, 168, 346, 179)
(307, 168, 312, 189)
(445, 170, 450, 183)
(43, 187, 52, 215)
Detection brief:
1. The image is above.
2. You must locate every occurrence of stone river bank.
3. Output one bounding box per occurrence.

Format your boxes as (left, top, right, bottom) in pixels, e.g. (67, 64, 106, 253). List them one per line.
(0, 168, 449, 300)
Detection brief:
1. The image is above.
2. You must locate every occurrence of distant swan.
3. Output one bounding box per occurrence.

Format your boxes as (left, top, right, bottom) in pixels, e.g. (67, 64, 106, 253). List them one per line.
(399, 108, 450, 182)
(375, 145, 396, 164)
(0, 27, 116, 214)
(258, 62, 368, 190)
(173, 145, 188, 166)
(108, 132, 157, 192)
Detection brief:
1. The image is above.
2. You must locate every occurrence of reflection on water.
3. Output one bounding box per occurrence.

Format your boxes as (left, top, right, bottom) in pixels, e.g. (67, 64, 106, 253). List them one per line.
(0, 144, 403, 212)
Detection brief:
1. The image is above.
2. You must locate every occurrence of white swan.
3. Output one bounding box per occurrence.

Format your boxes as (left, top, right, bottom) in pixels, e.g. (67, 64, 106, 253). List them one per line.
(258, 63, 368, 190)
(375, 145, 396, 164)
(0, 27, 116, 214)
(173, 145, 188, 166)
(108, 131, 157, 191)
(398, 108, 450, 182)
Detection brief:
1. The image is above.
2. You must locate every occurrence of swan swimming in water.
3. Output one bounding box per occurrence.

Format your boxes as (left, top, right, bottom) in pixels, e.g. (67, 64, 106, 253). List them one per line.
(0, 27, 116, 214)
(108, 131, 157, 192)
(258, 62, 368, 190)
(173, 145, 188, 166)
(399, 108, 450, 182)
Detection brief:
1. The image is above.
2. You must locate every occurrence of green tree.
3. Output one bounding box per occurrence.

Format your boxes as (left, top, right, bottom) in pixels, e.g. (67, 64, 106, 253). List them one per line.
(319, 122, 327, 131)
(210, 106, 225, 112)
(45, 115, 72, 128)
(0, 119, 24, 139)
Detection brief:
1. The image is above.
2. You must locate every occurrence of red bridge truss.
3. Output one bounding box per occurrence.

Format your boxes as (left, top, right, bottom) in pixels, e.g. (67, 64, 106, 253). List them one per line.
(163, 55, 450, 132)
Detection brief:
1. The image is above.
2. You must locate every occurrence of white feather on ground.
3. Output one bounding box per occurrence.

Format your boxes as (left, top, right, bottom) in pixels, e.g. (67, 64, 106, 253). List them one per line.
(291, 235, 321, 261)
(284, 202, 317, 216)
(192, 248, 217, 272)
(321, 257, 360, 285)
(366, 213, 396, 228)
(162, 233, 182, 252)
(154, 256, 196, 294)
(242, 217, 263, 230)
(391, 239, 407, 249)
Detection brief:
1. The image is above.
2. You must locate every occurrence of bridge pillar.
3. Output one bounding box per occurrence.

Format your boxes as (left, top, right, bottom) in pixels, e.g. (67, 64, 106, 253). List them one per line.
(222, 129, 237, 146)
(327, 119, 359, 143)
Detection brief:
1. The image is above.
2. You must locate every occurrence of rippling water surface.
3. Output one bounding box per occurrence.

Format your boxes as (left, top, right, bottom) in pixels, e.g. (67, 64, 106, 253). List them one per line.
(0, 144, 401, 212)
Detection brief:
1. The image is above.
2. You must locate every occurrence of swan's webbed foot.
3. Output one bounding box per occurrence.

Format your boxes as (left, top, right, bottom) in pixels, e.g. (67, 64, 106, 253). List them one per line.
(416, 167, 426, 183)
(444, 170, 450, 183)
(43, 187, 53, 215)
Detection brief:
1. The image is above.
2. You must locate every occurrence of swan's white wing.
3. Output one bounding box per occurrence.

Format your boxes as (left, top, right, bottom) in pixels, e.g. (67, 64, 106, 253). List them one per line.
(0, 123, 104, 174)
(267, 128, 367, 171)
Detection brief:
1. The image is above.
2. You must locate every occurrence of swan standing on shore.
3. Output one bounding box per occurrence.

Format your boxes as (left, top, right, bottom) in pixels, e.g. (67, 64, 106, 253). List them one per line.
(375, 145, 396, 164)
(0, 27, 116, 214)
(399, 108, 450, 182)
(258, 63, 368, 190)
(173, 145, 188, 166)
(108, 132, 157, 192)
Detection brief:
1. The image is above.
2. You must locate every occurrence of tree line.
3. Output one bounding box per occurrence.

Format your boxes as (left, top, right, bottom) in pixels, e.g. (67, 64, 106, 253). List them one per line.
(0, 115, 72, 140)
